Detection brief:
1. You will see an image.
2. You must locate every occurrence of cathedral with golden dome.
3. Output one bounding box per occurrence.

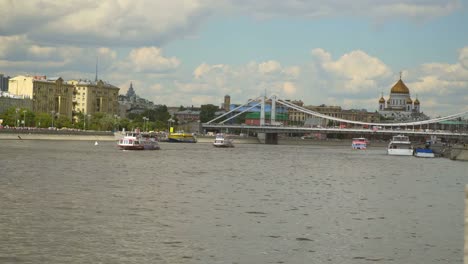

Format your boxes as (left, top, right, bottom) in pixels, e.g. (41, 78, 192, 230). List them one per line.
(378, 74, 427, 121)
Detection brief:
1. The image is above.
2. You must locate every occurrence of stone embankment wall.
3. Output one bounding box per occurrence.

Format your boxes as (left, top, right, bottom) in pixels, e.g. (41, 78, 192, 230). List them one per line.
(0, 129, 114, 141)
(450, 144, 468, 161)
(0, 133, 115, 141)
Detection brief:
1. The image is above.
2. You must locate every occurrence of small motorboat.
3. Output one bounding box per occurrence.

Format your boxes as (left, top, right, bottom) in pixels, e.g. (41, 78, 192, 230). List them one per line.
(414, 148, 435, 158)
(351, 138, 368, 150)
(213, 133, 234, 148)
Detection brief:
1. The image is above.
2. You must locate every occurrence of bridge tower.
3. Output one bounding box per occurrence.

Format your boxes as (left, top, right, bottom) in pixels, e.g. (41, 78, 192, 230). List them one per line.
(260, 95, 265, 126)
(271, 95, 276, 124)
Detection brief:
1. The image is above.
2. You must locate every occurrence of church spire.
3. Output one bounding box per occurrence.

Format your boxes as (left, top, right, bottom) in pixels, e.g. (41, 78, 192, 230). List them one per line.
(95, 56, 98, 82)
(126, 81, 136, 98)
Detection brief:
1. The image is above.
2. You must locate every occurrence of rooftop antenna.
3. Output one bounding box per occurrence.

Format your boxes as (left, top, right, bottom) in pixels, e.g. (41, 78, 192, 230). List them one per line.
(399, 71, 402, 80)
(95, 56, 98, 82)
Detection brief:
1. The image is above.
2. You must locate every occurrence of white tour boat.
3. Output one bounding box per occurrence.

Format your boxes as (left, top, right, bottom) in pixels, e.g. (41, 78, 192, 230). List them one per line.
(387, 135, 413, 156)
(117, 130, 160, 150)
(213, 133, 234, 148)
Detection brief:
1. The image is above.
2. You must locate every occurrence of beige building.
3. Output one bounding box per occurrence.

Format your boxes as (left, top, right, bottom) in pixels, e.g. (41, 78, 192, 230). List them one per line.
(287, 100, 380, 126)
(68, 80, 120, 118)
(9, 75, 74, 120)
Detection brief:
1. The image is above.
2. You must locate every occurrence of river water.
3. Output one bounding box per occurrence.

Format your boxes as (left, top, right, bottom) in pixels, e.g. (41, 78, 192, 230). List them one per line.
(0, 140, 466, 264)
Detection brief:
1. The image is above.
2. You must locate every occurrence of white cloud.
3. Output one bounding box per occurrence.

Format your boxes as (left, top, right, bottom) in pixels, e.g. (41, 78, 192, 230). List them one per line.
(258, 60, 281, 74)
(282, 82, 297, 96)
(0, 0, 217, 46)
(311, 48, 392, 93)
(459, 47, 468, 70)
(128, 47, 180, 73)
(1, 1, 458, 48)
(193, 63, 228, 79)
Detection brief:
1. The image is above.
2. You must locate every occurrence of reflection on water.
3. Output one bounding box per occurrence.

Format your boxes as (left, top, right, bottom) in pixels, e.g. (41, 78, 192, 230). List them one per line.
(0, 140, 466, 263)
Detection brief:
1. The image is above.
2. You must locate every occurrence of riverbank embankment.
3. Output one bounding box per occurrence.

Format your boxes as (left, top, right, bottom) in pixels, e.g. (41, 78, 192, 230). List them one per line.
(0, 129, 115, 141)
(0, 132, 390, 148)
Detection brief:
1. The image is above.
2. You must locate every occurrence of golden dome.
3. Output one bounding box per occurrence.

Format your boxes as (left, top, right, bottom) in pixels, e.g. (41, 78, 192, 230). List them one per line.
(390, 79, 410, 94)
(406, 97, 413, 104)
(379, 97, 385, 103)
(414, 98, 420, 105)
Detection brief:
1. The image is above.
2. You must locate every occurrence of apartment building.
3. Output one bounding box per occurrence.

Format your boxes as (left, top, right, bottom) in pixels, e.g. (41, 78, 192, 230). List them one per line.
(9, 75, 74, 120)
(68, 79, 120, 117)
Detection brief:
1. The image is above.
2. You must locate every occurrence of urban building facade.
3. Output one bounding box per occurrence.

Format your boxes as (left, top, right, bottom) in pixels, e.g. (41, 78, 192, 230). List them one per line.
(287, 100, 380, 127)
(0, 97, 33, 116)
(7, 75, 121, 122)
(9, 75, 75, 120)
(174, 110, 200, 123)
(222, 95, 230, 111)
(0, 73, 10, 92)
(68, 79, 120, 117)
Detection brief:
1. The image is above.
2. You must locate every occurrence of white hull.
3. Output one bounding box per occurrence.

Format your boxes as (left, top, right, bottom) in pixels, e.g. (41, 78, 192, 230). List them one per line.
(387, 149, 413, 156)
(213, 142, 234, 148)
(414, 152, 435, 158)
(387, 135, 413, 156)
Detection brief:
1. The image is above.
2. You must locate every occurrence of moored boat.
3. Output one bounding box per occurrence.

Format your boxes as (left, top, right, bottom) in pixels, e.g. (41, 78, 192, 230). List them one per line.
(351, 137, 368, 150)
(117, 130, 160, 150)
(213, 133, 234, 148)
(167, 131, 197, 143)
(414, 147, 435, 158)
(387, 135, 413, 156)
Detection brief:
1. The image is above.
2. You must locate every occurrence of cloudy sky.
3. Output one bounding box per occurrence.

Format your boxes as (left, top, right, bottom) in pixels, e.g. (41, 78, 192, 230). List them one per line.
(1, 0, 467, 117)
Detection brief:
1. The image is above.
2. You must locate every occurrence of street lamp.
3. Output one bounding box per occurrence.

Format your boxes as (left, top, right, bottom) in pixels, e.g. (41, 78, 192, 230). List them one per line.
(51, 110, 55, 128)
(23, 110, 27, 127)
(87, 114, 91, 130)
(15, 108, 19, 127)
(143, 117, 149, 132)
(114, 114, 118, 132)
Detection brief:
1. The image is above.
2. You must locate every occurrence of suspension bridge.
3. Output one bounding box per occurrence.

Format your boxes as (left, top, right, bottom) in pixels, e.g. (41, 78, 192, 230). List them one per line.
(202, 95, 468, 144)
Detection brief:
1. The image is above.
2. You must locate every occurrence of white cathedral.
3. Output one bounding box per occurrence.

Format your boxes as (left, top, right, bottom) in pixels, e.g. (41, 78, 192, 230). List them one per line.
(378, 75, 428, 121)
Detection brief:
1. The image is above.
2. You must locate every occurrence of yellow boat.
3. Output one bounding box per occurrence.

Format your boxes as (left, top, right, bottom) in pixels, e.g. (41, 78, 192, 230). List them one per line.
(167, 132, 197, 143)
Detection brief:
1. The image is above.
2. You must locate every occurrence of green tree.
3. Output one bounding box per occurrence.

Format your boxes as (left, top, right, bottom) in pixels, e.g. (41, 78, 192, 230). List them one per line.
(0, 107, 19, 126)
(35, 112, 52, 128)
(23, 110, 35, 127)
(55, 115, 72, 128)
(0, 107, 36, 127)
(199, 104, 219, 123)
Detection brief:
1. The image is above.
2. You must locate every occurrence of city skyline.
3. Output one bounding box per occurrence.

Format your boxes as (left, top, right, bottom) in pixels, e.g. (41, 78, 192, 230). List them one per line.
(1, 0, 467, 117)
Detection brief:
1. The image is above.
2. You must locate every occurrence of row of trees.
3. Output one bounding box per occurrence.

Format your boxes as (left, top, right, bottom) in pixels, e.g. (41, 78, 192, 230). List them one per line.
(0, 104, 230, 132)
(0, 105, 194, 132)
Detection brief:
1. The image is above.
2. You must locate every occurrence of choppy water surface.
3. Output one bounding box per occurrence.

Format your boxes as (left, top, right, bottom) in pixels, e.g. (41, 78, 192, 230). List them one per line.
(0, 140, 467, 263)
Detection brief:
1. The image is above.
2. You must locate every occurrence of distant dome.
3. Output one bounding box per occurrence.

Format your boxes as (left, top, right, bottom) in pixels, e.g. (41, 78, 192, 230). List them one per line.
(406, 97, 413, 104)
(414, 98, 420, 105)
(379, 97, 385, 103)
(390, 79, 410, 94)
